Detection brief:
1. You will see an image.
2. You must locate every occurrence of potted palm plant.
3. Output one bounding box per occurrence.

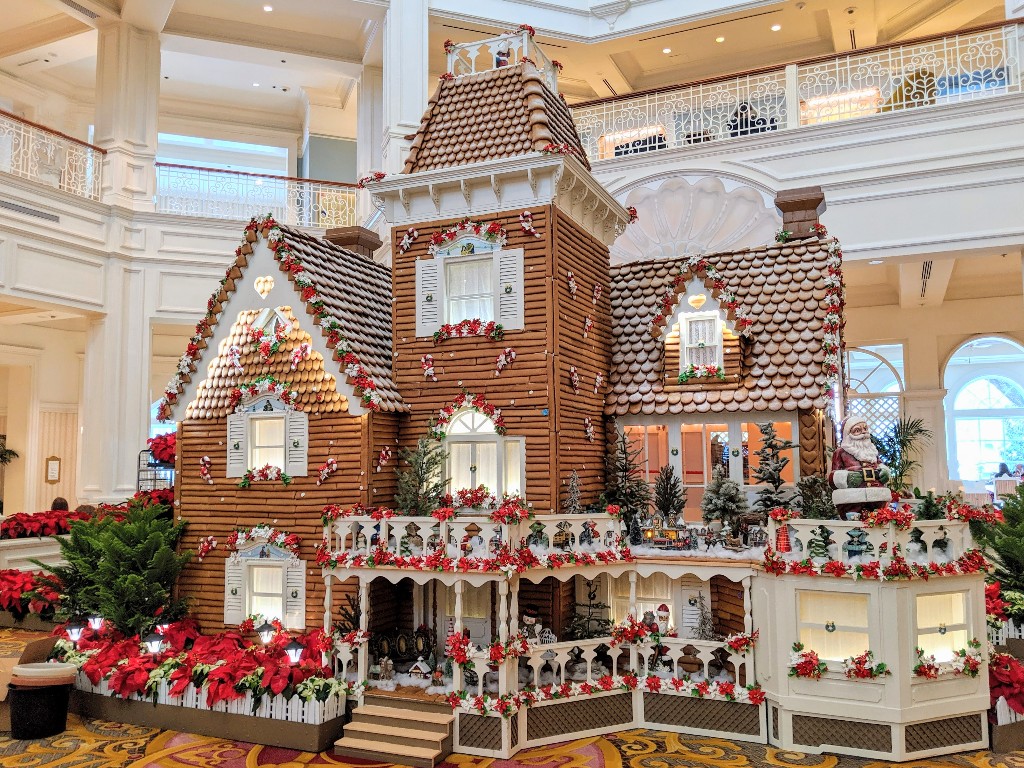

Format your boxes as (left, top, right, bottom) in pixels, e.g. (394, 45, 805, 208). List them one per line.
(871, 418, 932, 499)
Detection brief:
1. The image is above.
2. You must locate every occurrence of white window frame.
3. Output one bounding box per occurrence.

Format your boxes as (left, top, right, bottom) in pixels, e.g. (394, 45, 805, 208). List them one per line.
(606, 574, 710, 637)
(224, 545, 306, 629)
(247, 412, 287, 469)
(445, 255, 497, 324)
(227, 395, 308, 478)
(680, 310, 724, 370)
(914, 589, 970, 664)
(247, 562, 286, 621)
(445, 410, 525, 498)
(797, 589, 871, 665)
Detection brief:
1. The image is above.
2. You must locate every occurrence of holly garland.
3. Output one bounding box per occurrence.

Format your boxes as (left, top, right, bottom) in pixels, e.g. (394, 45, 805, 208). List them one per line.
(821, 236, 845, 391)
(228, 376, 296, 412)
(679, 364, 726, 383)
(428, 219, 507, 256)
(446, 675, 765, 718)
(842, 650, 890, 679)
(227, 525, 301, 554)
(248, 321, 291, 363)
(433, 319, 505, 344)
(788, 642, 828, 679)
(763, 547, 992, 581)
(429, 393, 506, 440)
(540, 142, 577, 156)
(649, 254, 755, 339)
(238, 464, 292, 489)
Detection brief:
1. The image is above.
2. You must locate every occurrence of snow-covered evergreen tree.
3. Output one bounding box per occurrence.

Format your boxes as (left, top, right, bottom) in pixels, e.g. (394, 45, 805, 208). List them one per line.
(700, 465, 748, 527)
(565, 470, 582, 515)
(752, 422, 795, 515)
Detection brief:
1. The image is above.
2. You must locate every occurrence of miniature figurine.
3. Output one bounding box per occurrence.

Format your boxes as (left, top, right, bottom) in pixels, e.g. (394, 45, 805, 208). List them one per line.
(656, 604, 671, 634)
(522, 605, 543, 643)
(829, 416, 892, 519)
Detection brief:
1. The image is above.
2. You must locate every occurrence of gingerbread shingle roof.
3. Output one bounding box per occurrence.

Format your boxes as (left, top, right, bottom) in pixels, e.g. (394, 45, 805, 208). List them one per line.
(403, 63, 590, 173)
(606, 237, 837, 416)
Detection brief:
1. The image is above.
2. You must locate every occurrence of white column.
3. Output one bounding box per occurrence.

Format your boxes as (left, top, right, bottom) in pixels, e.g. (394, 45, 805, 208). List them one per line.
(1008, 1, 1024, 19)
(509, 575, 519, 636)
(904, 388, 950, 492)
(94, 22, 160, 210)
(357, 578, 369, 687)
(323, 573, 332, 632)
(453, 578, 465, 635)
(628, 570, 638, 617)
(78, 263, 150, 502)
(498, 580, 509, 642)
(356, 65, 384, 221)
(381, 0, 428, 173)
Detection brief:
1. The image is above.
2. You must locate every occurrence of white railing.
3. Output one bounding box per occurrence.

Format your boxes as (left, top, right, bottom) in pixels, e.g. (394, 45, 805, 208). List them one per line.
(636, 636, 751, 686)
(447, 32, 559, 92)
(155, 163, 359, 227)
(571, 22, 1022, 162)
(0, 109, 103, 201)
(768, 518, 972, 566)
(326, 511, 625, 564)
(0, 536, 63, 571)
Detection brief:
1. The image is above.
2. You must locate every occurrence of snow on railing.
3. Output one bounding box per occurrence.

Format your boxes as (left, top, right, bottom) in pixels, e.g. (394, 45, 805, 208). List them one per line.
(0, 109, 103, 201)
(155, 163, 359, 227)
(571, 22, 1023, 162)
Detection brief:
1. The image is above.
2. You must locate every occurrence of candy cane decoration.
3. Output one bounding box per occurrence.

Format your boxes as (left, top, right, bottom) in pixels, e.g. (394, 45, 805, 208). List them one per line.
(376, 445, 392, 472)
(592, 284, 602, 305)
(227, 345, 244, 374)
(519, 211, 542, 238)
(569, 366, 581, 395)
(290, 342, 312, 371)
(583, 316, 594, 339)
(495, 347, 517, 377)
(584, 417, 595, 443)
(199, 456, 213, 484)
(398, 227, 419, 254)
(316, 457, 338, 486)
(594, 372, 604, 394)
(421, 354, 437, 382)
(567, 271, 578, 299)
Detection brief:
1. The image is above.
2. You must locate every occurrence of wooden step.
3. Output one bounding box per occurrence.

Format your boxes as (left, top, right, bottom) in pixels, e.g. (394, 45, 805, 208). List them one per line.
(364, 692, 453, 716)
(343, 720, 447, 750)
(333, 736, 441, 768)
(352, 703, 453, 733)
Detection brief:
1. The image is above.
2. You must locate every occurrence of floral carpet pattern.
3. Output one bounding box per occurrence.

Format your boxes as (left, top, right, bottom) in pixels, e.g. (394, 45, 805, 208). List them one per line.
(4, 721, 1024, 768)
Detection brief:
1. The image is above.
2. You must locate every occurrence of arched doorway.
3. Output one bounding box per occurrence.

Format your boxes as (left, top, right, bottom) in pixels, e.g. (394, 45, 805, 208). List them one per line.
(943, 337, 1024, 481)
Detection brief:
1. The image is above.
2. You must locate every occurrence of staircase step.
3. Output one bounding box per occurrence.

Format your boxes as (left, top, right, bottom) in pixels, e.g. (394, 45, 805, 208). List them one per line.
(353, 704, 453, 733)
(343, 720, 447, 749)
(334, 736, 441, 768)
(364, 692, 453, 716)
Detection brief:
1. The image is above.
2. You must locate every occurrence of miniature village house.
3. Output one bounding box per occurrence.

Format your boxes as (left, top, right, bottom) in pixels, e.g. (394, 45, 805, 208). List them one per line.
(151, 29, 990, 767)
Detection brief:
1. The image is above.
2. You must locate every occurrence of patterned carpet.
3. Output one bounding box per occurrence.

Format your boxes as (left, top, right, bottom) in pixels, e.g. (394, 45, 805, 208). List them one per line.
(3, 718, 1024, 768)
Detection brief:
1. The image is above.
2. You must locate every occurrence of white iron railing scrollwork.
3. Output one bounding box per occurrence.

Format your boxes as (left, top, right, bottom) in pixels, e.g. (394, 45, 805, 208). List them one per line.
(155, 163, 359, 227)
(571, 22, 1022, 162)
(0, 109, 104, 201)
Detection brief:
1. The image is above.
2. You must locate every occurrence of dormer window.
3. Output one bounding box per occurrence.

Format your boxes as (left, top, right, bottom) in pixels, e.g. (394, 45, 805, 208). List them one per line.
(681, 311, 723, 369)
(415, 233, 524, 337)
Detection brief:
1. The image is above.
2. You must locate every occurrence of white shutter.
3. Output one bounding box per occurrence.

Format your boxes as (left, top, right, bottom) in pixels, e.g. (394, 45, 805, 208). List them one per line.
(496, 248, 524, 331)
(283, 558, 306, 630)
(285, 410, 309, 477)
(415, 257, 442, 337)
(226, 412, 247, 478)
(224, 557, 245, 625)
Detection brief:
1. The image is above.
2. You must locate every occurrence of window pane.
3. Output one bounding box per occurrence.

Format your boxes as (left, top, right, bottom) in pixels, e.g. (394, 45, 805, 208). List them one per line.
(449, 296, 493, 323)
(476, 442, 497, 491)
(918, 629, 968, 663)
(504, 442, 522, 496)
(680, 425, 706, 486)
(800, 627, 870, 662)
(251, 594, 284, 621)
(447, 259, 493, 322)
(917, 592, 965, 627)
(251, 446, 285, 469)
(708, 426, 730, 477)
(251, 417, 285, 447)
(799, 592, 868, 627)
(449, 443, 474, 490)
(445, 584, 490, 618)
(251, 566, 283, 593)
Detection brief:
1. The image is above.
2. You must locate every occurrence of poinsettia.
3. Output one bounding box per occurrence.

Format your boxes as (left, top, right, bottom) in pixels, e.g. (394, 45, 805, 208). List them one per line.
(147, 433, 176, 464)
(109, 654, 158, 698)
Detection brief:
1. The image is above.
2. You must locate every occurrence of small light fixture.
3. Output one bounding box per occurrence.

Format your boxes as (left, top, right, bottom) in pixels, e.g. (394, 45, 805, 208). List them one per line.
(771, 24, 782, 31)
(868, 259, 884, 265)
(253, 82, 260, 87)
(715, 36, 726, 43)
(66, 621, 85, 645)
(263, 4, 273, 10)
(662, 47, 672, 54)
(256, 621, 276, 644)
(87, 615, 104, 632)
(284, 639, 305, 664)
(142, 632, 164, 656)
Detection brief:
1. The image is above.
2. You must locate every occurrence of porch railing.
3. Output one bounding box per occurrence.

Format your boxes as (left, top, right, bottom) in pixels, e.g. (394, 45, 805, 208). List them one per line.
(447, 31, 559, 92)
(155, 163, 359, 227)
(0, 109, 104, 201)
(570, 21, 1023, 162)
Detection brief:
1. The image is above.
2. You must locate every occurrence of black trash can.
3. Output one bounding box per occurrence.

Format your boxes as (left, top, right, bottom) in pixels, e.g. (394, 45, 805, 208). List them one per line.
(8, 683, 72, 740)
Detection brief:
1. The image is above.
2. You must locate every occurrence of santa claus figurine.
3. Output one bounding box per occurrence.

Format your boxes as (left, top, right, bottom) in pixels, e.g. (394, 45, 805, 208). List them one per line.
(829, 415, 892, 519)
(655, 604, 671, 634)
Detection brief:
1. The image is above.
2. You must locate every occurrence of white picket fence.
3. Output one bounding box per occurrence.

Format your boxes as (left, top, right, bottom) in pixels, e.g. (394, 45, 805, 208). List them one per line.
(989, 619, 1024, 646)
(75, 673, 345, 724)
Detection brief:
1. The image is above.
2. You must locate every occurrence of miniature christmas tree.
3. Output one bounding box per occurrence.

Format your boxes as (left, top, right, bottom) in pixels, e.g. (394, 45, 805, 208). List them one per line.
(604, 429, 652, 530)
(565, 470, 582, 515)
(692, 593, 718, 641)
(653, 465, 686, 521)
(566, 579, 613, 640)
(795, 475, 838, 519)
(806, 525, 833, 560)
(628, 514, 643, 546)
(395, 437, 449, 515)
(752, 422, 794, 516)
(701, 465, 748, 528)
(978, 485, 1024, 622)
(915, 491, 944, 520)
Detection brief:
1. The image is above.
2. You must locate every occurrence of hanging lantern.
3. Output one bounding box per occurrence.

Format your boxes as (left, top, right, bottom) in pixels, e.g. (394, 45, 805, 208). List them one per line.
(256, 621, 276, 645)
(284, 639, 305, 664)
(65, 621, 85, 645)
(142, 632, 164, 656)
(87, 615, 104, 632)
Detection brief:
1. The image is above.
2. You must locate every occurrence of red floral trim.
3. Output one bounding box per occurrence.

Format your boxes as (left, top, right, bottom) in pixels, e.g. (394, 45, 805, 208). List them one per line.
(428, 218, 507, 256)
(356, 171, 385, 189)
(763, 547, 992, 580)
(429, 392, 506, 439)
(788, 642, 827, 679)
(433, 319, 505, 345)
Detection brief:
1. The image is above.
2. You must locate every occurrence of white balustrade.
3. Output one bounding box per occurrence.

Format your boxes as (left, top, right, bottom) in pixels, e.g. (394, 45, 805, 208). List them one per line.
(636, 636, 749, 686)
(571, 23, 1022, 163)
(155, 163, 359, 227)
(446, 32, 558, 92)
(768, 518, 972, 565)
(0, 109, 103, 201)
(516, 638, 627, 689)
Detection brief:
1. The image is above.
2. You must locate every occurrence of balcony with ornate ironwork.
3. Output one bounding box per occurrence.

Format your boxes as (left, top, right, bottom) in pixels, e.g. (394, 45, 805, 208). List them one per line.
(446, 28, 560, 92)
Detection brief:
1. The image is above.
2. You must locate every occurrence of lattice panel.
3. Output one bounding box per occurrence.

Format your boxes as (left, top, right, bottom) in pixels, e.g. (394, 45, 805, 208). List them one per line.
(511, 710, 519, 749)
(792, 715, 892, 752)
(847, 396, 900, 438)
(526, 693, 632, 741)
(772, 705, 779, 739)
(905, 715, 983, 752)
(458, 713, 503, 750)
(643, 693, 761, 735)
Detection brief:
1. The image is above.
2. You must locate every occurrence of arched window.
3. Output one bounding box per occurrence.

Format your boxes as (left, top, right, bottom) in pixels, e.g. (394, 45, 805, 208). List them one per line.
(944, 337, 1024, 481)
(844, 345, 904, 436)
(446, 410, 524, 497)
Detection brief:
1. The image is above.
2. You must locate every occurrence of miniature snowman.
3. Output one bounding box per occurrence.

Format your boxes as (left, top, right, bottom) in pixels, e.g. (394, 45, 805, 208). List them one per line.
(655, 604, 671, 634)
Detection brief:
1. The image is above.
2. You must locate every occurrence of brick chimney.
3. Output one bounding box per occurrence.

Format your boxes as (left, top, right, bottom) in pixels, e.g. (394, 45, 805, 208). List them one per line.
(324, 226, 383, 258)
(775, 186, 827, 238)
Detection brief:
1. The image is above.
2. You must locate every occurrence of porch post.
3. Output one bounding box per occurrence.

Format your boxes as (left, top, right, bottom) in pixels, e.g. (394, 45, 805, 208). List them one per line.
(453, 579, 464, 635)
(323, 572, 332, 632)
(357, 576, 369, 686)
(509, 575, 519, 636)
(628, 571, 639, 673)
(742, 576, 752, 633)
(498, 579, 509, 642)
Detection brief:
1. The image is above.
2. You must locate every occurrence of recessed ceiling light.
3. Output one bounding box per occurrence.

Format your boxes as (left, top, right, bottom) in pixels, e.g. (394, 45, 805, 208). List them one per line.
(868, 259, 883, 265)
(662, 47, 672, 54)
(771, 24, 782, 31)
(715, 36, 726, 43)
(252, 82, 260, 87)
(263, 4, 273, 10)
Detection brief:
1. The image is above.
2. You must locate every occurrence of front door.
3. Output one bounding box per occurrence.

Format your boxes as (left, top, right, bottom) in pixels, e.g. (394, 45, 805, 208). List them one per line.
(444, 583, 491, 646)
